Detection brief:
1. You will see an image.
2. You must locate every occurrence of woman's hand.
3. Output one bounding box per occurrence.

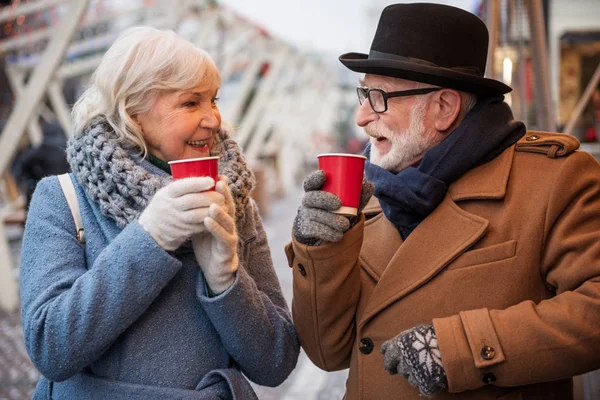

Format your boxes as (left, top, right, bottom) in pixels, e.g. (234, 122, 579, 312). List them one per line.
(139, 177, 224, 251)
(192, 176, 239, 294)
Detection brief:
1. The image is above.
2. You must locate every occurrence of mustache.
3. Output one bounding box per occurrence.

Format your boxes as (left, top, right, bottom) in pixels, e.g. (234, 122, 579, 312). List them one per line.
(365, 123, 392, 139)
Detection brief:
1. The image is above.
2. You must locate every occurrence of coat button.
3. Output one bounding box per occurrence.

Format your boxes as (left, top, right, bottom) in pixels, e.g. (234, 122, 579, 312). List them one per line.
(526, 134, 540, 141)
(480, 346, 496, 360)
(482, 372, 496, 384)
(359, 338, 374, 354)
(297, 263, 306, 276)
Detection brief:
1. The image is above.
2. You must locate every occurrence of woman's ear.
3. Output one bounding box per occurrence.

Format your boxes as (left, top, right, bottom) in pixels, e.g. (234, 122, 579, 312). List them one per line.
(433, 89, 462, 133)
(131, 114, 144, 134)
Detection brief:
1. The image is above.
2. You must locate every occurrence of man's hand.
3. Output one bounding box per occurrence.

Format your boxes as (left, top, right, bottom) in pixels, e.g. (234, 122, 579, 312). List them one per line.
(380, 324, 448, 397)
(293, 170, 374, 245)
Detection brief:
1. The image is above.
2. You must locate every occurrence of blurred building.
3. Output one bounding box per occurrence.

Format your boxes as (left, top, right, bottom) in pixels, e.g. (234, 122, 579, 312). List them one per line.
(360, 0, 600, 150)
(550, 0, 600, 141)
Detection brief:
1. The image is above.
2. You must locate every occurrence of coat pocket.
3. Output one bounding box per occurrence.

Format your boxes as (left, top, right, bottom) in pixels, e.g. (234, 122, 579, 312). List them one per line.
(497, 390, 523, 400)
(447, 240, 517, 271)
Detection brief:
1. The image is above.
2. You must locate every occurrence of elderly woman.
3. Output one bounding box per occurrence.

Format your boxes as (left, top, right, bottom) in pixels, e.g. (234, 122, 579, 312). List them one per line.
(19, 27, 299, 399)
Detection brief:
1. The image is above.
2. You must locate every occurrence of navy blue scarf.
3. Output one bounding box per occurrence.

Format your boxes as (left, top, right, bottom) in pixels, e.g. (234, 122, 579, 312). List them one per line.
(364, 96, 525, 239)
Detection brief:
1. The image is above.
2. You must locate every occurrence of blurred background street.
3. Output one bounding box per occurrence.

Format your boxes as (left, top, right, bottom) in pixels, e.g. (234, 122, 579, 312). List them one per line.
(1, 0, 600, 399)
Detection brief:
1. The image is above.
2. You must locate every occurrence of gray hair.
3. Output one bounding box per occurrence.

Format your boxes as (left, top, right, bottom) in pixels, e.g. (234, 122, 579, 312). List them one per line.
(415, 81, 477, 116)
(71, 26, 221, 156)
(459, 91, 477, 115)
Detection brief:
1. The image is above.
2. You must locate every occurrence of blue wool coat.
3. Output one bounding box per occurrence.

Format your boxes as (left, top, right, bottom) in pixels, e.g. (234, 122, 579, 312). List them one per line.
(20, 163, 299, 399)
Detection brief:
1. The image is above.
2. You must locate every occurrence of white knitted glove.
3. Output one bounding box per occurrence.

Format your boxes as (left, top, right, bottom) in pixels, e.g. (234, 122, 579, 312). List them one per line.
(139, 177, 223, 251)
(192, 176, 239, 294)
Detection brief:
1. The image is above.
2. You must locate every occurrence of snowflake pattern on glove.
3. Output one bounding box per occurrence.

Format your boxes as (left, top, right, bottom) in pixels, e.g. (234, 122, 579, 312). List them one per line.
(409, 328, 443, 375)
(397, 324, 448, 396)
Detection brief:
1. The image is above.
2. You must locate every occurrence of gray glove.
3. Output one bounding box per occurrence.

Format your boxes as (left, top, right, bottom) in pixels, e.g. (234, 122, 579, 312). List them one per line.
(293, 170, 374, 245)
(380, 324, 448, 397)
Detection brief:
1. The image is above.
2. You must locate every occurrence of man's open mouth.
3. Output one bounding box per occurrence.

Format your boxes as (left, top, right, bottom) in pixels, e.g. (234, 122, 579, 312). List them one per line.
(370, 135, 387, 142)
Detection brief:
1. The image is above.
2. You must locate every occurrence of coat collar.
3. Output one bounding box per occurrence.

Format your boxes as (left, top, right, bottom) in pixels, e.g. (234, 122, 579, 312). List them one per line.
(361, 144, 514, 215)
(358, 145, 515, 328)
(448, 143, 514, 201)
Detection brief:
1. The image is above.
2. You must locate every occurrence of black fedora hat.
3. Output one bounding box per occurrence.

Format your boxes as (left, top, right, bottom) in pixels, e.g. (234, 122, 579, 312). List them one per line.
(339, 3, 511, 96)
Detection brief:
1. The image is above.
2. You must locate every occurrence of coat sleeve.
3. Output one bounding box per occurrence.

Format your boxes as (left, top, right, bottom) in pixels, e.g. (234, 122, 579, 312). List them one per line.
(197, 200, 300, 387)
(433, 151, 600, 392)
(20, 176, 183, 382)
(288, 215, 365, 371)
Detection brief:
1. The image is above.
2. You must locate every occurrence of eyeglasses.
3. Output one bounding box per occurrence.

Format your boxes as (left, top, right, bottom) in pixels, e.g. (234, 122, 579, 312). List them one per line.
(356, 86, 442, 113)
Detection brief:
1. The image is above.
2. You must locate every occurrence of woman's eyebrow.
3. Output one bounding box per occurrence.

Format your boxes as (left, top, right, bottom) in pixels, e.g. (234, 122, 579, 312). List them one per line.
(179, 92, 202, 97)
(180, 89, 220, 97)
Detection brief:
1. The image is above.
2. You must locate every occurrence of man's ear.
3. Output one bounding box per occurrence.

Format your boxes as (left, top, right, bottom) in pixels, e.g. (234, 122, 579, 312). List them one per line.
(433, 89, 462, 133)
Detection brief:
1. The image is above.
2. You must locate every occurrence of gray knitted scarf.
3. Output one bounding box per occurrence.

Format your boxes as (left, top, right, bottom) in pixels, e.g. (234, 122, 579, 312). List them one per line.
(66, 118, 255, 229)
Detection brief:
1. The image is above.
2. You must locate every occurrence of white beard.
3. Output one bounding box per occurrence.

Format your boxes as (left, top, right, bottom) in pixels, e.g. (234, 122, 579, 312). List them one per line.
(367, 99, 441, 173)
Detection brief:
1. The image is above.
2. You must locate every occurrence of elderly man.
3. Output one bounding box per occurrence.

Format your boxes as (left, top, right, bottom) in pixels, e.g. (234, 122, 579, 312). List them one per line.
(287, 3, 600, 399)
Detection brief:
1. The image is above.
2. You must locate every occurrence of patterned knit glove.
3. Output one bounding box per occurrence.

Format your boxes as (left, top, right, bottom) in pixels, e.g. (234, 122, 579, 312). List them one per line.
(380, 324, 448, 397)
(293, 170, 374, 245)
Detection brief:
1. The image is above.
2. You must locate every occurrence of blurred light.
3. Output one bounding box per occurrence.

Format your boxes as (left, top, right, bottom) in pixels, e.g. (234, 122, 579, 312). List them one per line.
(503, 57, 513, 108)
(502, 57, 513, 86)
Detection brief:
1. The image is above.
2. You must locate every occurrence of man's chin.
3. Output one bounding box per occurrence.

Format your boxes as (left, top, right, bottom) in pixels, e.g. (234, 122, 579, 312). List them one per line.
(370, 153, 414, 173)
(371, 154, 397, 171)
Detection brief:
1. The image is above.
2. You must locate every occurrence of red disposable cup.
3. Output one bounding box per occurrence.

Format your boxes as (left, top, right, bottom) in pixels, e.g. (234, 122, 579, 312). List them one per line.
(168, 156, 219, 190)
(317, 153, 367, 216)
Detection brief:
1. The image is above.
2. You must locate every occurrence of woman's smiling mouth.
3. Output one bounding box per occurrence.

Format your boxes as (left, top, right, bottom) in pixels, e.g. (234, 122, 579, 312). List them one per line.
(188, 139, 210, 150)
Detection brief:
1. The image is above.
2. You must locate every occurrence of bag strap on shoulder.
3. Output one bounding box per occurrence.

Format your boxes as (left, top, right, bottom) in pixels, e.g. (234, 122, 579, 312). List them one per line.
(57, 173, 85, 245)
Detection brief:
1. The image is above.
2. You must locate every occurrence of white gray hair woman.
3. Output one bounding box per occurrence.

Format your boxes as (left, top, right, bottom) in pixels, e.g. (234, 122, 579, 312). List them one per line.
(20, 26, 299, 400)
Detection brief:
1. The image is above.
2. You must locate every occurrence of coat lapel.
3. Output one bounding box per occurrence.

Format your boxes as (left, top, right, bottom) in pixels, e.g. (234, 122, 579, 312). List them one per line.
(360, 211, 402, 281)
(358, 145, 515, 328)
(359, 196, 489, 327)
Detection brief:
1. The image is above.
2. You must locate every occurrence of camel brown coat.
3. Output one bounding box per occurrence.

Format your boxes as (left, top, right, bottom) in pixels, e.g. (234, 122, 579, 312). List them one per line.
(287, 132, 600, 399)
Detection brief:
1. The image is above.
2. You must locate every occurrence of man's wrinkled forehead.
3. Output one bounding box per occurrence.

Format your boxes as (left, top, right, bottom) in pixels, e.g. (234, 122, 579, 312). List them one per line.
(361, 74, 418, 90)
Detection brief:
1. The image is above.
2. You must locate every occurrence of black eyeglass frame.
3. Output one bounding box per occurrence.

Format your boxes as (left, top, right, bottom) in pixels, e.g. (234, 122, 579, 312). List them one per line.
(356, 86, 443, 113)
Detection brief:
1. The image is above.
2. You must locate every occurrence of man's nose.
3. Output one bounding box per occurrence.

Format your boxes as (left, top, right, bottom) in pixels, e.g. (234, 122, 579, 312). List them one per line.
(356, 100, 378, 127)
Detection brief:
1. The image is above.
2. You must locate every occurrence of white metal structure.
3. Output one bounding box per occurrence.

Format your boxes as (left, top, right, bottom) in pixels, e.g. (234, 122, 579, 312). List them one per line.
(0, 0, 342, 311)
(0, 0, 91, 312)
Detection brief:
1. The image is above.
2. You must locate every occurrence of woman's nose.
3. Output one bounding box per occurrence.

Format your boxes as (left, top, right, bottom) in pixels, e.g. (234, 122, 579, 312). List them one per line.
(200, 107, 221, 130)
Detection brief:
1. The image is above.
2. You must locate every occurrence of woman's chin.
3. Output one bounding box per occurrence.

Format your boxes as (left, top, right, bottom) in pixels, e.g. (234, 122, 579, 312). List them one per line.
(184, 146, 211, 158)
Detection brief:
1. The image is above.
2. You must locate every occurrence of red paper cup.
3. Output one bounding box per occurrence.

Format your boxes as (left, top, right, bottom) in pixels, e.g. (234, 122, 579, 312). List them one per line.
(317, 153, 367, 216)
(168, 156, 219, 189)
